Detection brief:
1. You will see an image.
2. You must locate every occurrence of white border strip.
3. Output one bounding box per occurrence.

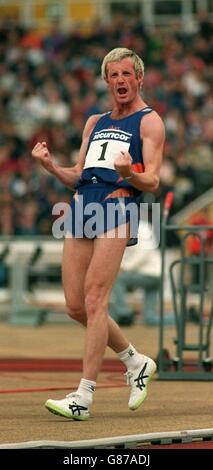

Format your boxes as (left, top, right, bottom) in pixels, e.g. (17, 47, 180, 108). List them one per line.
(0, 428, 213, 449)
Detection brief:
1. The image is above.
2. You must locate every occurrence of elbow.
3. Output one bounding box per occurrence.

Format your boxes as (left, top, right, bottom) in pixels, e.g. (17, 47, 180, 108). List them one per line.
(150, 176, 160, 193)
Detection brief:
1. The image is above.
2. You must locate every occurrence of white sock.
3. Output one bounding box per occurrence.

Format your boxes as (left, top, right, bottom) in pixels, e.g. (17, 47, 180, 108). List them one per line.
(117, 344, 143, 371)
(76, 378, 96, 404)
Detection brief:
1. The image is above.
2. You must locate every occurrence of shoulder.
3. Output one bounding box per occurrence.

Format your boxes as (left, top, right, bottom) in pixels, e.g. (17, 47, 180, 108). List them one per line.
(141, 110, 165, 140)
(83, 113, 105, 139)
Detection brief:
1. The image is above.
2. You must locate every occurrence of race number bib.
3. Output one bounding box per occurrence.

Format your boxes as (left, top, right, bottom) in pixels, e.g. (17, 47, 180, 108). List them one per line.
(84, 129, 132, 170)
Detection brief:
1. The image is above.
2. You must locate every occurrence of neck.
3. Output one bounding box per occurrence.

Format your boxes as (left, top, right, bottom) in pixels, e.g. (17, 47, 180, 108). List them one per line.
(111, 98, 146, 119)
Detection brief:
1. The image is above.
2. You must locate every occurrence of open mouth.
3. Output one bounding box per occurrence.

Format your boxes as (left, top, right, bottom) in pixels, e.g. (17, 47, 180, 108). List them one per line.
(117, 87, 128, 96)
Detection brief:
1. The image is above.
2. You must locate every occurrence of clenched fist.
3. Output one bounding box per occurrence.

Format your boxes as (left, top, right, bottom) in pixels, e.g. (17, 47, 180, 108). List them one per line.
(114, 150, 133, 179)
(32, 142, 54, 173)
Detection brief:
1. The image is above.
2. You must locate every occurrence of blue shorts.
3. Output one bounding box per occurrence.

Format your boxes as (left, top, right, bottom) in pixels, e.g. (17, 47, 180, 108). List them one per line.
(68, 182, 139, 246)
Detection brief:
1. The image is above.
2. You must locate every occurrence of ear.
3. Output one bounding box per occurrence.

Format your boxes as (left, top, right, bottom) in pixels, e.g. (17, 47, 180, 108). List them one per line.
(138, 72, 143, 89)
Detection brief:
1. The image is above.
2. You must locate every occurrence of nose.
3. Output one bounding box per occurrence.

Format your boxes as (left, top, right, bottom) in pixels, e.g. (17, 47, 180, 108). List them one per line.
(117, 73, 125, 83)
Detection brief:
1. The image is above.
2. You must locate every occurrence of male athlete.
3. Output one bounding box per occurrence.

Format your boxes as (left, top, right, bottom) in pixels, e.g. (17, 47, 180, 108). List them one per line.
(32, 48, 165, 420)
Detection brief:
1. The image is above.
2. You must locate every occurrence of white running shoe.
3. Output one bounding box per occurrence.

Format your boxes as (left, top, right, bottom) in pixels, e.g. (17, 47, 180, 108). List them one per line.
(126, 355, 157, 411)
(45, 393, 90, 421)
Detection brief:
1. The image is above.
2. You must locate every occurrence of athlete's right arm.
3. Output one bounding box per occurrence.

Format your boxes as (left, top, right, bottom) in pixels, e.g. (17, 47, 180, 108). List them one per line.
(31, 114, 101, 190)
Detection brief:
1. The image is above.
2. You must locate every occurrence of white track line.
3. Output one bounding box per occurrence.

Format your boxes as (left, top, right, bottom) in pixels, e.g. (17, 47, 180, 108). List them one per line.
(0, 428, 213, 449)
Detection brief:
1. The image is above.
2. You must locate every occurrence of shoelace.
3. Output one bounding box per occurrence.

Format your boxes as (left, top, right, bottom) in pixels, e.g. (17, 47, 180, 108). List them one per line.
(66, 392, 80, 399)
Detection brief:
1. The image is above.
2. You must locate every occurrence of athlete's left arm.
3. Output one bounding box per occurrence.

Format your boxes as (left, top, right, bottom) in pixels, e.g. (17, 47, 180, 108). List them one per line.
(114, 112, 165, 193)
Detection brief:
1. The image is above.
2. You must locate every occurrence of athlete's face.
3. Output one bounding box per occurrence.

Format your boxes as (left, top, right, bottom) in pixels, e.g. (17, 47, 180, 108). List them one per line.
(105, 58, 143, 104)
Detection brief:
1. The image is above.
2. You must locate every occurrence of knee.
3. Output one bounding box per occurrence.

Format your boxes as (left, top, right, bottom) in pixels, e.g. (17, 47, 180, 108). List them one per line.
(66, 300, 85, 322)
(84, 283, 108, 319)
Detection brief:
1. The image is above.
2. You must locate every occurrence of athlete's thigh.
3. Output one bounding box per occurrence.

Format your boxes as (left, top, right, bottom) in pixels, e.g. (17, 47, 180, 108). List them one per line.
(62, 236, 93, 302)
(85, 225, 129, 295)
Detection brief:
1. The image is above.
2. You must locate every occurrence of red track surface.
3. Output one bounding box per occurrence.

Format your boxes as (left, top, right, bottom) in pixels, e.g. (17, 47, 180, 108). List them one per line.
(0, 357, 126, 394)
(0, 357, 124, 372)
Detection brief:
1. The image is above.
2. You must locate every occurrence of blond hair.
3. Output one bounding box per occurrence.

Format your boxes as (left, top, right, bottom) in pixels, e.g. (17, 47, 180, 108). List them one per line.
(101, 48, 144, 80)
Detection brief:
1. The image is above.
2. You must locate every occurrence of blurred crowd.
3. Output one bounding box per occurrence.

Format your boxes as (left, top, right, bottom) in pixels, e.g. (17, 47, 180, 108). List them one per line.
(0, 13, 213, 237)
